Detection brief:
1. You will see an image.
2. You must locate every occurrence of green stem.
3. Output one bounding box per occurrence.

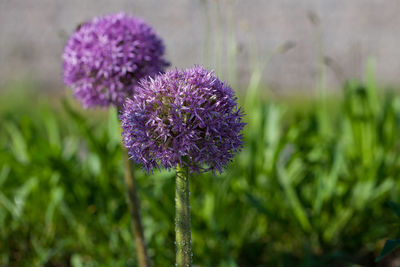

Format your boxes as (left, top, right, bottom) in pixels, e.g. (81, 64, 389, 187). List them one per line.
(122, 147, 151, 267)
(117, 108, 151, 267)
(175, 164, 192, 267)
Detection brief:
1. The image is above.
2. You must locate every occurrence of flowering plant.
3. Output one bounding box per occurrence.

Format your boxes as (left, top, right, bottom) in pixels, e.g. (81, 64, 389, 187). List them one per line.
(63, 12, 169, 108)
(121, 66, 245, 267)
(63, 13, 170, 267)
(120, 66, 245, 173)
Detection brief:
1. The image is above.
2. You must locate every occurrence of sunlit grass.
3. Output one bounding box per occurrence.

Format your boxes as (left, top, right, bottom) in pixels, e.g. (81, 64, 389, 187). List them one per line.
(1, 72, 400, 265)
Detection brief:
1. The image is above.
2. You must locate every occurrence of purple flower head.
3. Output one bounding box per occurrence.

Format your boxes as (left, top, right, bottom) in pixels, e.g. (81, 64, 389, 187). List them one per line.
(120, 66, 245, 174)
(63, 12, 169, 108)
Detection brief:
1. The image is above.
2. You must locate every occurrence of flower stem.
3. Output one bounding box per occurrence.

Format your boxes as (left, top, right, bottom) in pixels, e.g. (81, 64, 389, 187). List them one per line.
(122, 148, 151, 267)
(117, 108, 151, 267)
(175, 164, 192, 267)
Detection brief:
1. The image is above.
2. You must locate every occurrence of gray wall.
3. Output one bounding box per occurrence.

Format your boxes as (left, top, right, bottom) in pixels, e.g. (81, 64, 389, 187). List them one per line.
(0, 0, 399, 93)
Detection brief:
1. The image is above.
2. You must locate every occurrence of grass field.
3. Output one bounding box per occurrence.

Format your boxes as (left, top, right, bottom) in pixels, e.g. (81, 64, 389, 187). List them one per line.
(1, 67, 400, 266)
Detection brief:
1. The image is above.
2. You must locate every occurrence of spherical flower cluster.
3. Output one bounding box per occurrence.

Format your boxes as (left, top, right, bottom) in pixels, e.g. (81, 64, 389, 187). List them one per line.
(120, 66, 245, 173)
(63, 12, 169, 108)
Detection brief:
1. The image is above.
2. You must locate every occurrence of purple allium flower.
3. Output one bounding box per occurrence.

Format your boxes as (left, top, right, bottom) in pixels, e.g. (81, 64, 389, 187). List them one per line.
(120, 66, 245, 173)
(63, 12, 169, 108)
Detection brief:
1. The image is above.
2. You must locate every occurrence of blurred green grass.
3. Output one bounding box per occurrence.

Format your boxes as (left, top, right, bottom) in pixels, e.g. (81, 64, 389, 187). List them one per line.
(1, 68, 400, 266)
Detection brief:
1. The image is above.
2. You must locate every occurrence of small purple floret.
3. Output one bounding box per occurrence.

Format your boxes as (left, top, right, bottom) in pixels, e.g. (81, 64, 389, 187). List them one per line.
(63, 12, 169, 108)
(120, 66, 245, 174)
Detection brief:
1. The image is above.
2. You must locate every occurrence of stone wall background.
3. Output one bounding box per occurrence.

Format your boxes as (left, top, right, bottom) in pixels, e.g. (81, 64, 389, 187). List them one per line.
(0, 0, 399, 93)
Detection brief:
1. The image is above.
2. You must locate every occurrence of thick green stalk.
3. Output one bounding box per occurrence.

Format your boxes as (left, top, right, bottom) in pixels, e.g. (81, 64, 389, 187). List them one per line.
(175, 164, 192, 267)
(122, 148, 151, 267)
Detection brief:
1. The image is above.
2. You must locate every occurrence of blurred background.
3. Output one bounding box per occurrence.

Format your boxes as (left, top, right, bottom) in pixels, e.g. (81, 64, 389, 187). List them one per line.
(2, 0, 400, 266)
(1, 0, 400, 93)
